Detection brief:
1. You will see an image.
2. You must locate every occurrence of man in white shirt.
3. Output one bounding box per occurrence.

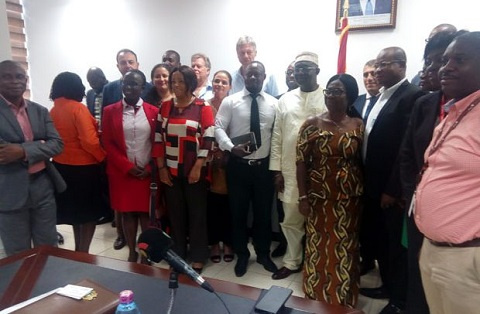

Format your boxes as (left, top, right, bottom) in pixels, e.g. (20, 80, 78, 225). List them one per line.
(191, 53, 213, 100)
(270, 52, 326, 280)
(215, 61, 278, 277)
(359, 47, 423, 314)
(230, 36, 279, 97)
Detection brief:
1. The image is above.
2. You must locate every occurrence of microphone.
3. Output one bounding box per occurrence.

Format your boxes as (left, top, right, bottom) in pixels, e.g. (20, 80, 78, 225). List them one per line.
(138, 228, 215, 293)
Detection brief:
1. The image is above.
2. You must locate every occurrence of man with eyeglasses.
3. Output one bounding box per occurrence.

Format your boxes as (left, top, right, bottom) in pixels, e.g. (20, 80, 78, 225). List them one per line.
(359, 47, 424, 314)
(411, 24, 457, 86)
(270, 52, 326, 280)
(101, 48, 152, 251)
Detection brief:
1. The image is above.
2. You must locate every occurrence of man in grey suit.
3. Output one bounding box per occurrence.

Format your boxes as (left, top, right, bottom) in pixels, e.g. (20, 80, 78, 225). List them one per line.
(0, 60, 63, 256)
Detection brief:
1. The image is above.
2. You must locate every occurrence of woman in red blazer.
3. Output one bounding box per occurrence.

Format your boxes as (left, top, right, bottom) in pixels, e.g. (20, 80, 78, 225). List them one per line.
(102, 69, 160, 263)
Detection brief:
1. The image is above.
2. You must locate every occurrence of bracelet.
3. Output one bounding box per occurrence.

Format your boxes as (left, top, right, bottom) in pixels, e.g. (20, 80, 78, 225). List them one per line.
(298, 195, 308, 201)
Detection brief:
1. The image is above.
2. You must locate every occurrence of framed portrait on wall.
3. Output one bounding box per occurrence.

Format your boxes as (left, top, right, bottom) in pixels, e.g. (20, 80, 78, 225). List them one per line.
(335, 0, 397, 31)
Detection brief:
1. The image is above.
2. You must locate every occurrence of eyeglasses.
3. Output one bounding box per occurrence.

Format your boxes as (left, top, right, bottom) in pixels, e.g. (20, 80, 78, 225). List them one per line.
(374, 60, 404, 69)
(294, 66, 317, 73)
(323, 88, 345, 96)
(285, 70, 294, 75)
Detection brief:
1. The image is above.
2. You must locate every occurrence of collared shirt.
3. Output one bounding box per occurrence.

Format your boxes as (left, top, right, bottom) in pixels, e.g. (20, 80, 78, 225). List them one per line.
(363, 77, 407, 161)
(269, 86, 326, 203)
(215, 89, 277, 160)
(2, 94, 45, 173)
(196, 82, 213, 100)
(361, 93, 377, 118)
(122, 98, 151, 168)
(415, 90, 480, 243)
(231, 68, 279, 97)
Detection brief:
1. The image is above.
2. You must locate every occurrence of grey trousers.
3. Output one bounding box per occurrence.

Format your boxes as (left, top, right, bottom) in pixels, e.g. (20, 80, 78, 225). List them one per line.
(0, 171, 57, 256)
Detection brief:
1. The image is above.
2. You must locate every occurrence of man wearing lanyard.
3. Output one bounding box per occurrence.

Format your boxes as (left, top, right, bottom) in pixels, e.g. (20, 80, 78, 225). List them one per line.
(215, 61, 278, 277)
(0, 60, 63, 256)
(415, 31, 480, 314)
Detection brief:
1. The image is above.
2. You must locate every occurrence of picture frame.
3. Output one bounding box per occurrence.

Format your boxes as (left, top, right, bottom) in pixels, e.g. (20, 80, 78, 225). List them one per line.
(335, 0, 397, 32)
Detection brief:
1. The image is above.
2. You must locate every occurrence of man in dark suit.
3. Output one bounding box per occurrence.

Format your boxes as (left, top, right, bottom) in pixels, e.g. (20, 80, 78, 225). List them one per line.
(359, 47, 424, 314)
(86, 67, 108, 124)
(345, 0, 392, 16)
(102, 49, 152, 109)
(0, 60, 64, 256)
(353, 59, 380, 120)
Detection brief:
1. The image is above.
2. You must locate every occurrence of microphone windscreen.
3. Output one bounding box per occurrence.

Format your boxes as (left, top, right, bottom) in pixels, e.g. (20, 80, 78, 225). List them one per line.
(137, 228, 173, 263)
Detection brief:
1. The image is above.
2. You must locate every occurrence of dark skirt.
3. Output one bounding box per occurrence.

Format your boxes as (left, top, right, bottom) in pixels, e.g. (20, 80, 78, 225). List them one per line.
(53, 162, 106, 225)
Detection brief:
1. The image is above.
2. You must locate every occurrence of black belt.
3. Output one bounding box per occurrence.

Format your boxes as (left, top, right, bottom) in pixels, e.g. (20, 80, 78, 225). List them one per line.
(232, 156, 269, 166)
(429, 238, 480, 248)
(29, 169, 47, 180)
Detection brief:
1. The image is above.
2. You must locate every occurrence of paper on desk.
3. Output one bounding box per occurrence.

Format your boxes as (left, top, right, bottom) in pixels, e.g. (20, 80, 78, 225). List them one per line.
(56, 284, 93, 299)
(0, 288, 59, 314)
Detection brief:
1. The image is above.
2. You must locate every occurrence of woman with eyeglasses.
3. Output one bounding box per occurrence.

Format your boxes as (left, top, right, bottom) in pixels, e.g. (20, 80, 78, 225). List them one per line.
(102, 69, 160, 263)
(296, 73, 363, 308)
(205, 70, 234, 263)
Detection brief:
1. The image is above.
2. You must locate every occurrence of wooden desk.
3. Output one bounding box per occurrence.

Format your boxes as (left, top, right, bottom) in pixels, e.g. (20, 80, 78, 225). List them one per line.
(0, 246, 362, 314)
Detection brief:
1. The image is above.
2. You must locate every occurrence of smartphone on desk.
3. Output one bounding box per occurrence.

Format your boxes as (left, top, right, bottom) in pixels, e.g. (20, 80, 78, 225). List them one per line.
(254, 286, 293, 314)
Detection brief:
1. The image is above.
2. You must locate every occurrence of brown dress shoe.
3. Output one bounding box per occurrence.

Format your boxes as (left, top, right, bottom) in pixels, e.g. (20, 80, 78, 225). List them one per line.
(271, 266, 302, 280)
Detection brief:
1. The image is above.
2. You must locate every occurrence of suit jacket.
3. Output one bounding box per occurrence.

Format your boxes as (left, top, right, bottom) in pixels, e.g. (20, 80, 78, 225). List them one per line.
(347, 0, 392, 16)
(352, 94, 367, 118)
(364, 80, 424, 200)
(101, 79, 153, 109)
(0, 98, 64, 212)
(86, 89, 96, 116)
(399, 91, 441, 203)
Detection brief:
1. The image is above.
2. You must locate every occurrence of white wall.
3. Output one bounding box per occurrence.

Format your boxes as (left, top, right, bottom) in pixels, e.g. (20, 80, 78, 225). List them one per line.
(21, 0, 479, 108)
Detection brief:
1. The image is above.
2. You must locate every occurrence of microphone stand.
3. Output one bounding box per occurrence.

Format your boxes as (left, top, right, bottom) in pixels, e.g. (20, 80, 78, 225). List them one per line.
(166, 270, 178, 314)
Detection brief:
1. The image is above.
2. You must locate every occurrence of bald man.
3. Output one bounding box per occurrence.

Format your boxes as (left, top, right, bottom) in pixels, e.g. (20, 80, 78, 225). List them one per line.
(86, 67, 108, 124)
(412, 23, 457, 86)
(359, 47, 424, 313)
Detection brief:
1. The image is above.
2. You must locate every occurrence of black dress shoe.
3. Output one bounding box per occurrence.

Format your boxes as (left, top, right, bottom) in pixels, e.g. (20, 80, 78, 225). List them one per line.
(359, 286, 390, 299)
(360, 260, 375, 276)
(271, 243, 287, 258)
(235, 255, 250, 277)
(256, 256, 278, 273)
(113, 236, 126, 250)
(272, 266, 302, 280)
(379, 302, 404, 314)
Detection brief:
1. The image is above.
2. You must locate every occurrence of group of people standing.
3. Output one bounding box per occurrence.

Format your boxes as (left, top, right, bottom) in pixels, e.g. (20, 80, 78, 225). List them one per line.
(2, 28, 480, 314)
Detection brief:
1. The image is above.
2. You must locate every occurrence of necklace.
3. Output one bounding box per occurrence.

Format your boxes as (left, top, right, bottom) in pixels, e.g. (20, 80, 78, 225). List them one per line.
(325, 114, 347, 130)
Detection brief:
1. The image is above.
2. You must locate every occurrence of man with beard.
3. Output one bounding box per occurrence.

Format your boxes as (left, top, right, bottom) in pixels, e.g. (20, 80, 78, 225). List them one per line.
(270, 52, 326, 280)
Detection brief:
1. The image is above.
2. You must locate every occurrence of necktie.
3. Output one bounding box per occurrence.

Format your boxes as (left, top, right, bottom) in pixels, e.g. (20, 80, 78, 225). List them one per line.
(250, 94, 262, 147)
(363, 95, 378, 122)
(365, 0, 374, 15)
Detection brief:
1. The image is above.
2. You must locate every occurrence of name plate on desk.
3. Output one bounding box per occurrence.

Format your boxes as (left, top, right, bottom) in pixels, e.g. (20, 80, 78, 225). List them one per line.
(7, 279, 118, 314)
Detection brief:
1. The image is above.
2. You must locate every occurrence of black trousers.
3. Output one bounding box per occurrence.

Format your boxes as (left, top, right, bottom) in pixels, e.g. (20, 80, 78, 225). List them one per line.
(226, 157, 274, 258)
(207, 191, 232, 246)
(164, 177, 208, 263)
(361, 196, 407, 307)
(406, 213, 430, 313)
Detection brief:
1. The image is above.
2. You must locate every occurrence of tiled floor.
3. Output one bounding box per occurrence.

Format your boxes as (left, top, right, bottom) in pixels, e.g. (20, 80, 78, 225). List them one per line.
(55, 223, 388, 313)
